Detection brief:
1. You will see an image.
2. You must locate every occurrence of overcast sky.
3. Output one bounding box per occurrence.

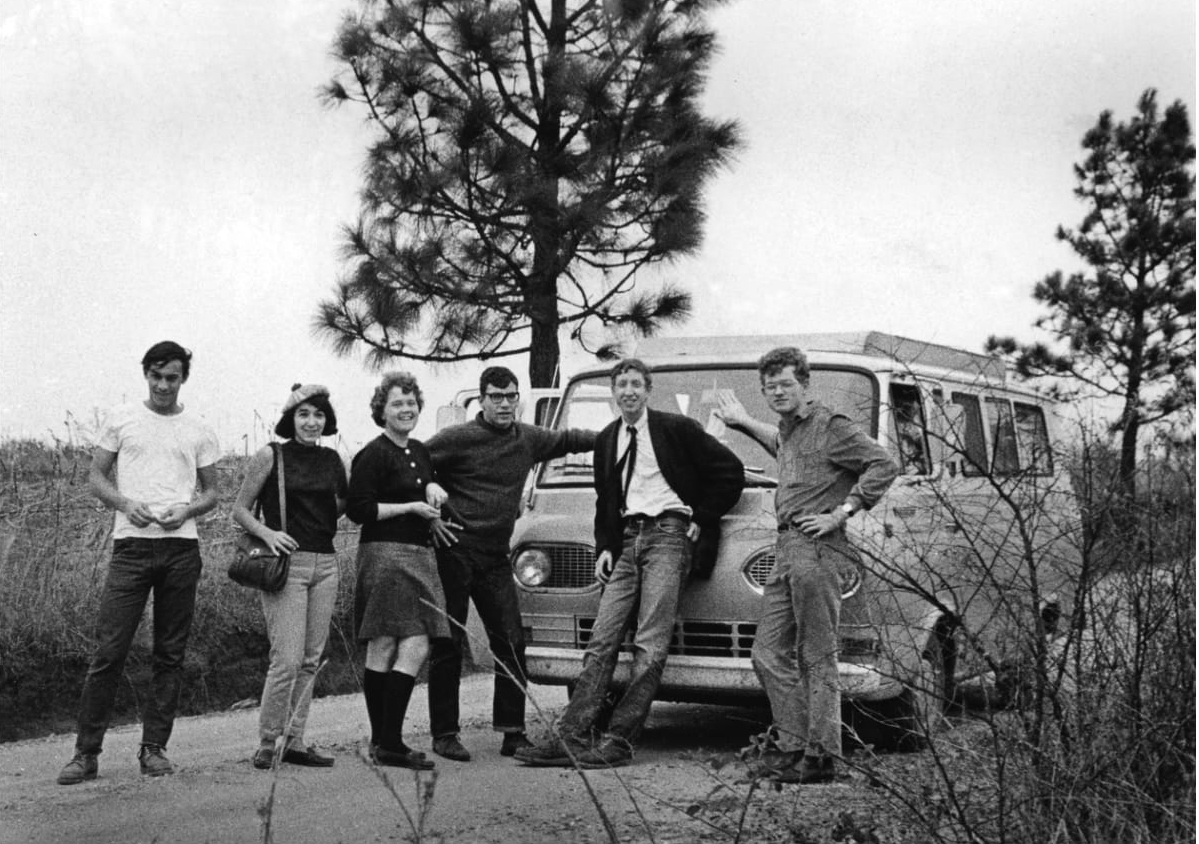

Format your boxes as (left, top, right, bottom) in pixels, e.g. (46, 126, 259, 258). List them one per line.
(1, 0, 1194, 453)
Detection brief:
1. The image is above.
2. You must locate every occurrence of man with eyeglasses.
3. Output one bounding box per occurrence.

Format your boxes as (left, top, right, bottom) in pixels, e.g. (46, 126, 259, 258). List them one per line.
(425, 366, 596, 762)
(716, 346, 897, 784)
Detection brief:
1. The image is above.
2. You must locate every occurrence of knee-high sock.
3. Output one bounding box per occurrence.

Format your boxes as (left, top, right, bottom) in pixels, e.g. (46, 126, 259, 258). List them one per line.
(387, 671, 417, 752)
(363, 669, 389, 748)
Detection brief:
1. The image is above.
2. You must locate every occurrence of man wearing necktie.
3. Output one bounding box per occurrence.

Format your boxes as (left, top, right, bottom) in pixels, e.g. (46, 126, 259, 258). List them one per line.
(517, 358, 745, 769)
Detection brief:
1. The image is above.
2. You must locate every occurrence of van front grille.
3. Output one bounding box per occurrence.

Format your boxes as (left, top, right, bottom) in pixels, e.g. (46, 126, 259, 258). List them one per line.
(537, 542, 596, 589)
(578, 617, 759, 659)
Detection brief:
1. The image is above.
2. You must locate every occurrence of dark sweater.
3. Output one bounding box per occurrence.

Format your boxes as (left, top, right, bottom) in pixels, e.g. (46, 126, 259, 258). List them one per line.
(258, 441, 347, 554)
(347, 435, 438, 546)
(426, 414, 596, 550)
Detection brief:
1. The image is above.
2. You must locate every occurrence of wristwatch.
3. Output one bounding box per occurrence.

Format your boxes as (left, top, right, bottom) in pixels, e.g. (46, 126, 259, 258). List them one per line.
(838, 502, 856, 519)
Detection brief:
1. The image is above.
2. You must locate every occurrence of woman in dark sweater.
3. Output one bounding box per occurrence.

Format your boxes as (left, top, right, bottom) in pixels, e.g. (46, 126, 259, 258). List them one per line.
(233, 384, 348, 770)
(347, 372, 450, 769)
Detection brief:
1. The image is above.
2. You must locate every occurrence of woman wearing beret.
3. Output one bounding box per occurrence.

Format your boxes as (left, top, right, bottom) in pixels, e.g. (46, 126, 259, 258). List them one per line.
(233, 383, 348, 769)
(347, 372, 450, 770)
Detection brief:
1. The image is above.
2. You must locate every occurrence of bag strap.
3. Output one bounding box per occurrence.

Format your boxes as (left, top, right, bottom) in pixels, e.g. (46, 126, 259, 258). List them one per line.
(272, 442, 288, 533)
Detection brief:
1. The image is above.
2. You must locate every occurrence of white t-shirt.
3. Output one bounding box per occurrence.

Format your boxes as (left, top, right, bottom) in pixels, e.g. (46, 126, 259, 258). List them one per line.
(97, 402, 221, 540)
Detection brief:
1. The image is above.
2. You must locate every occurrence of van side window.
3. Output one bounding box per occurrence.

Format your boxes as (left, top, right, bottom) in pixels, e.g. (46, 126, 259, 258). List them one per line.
(534, 397, 560, 427)
(1014, 402, 1053, 474)
(985, 398, 1021, 476)
(949, 392, 988, 475)
(889, 383, 929, 475)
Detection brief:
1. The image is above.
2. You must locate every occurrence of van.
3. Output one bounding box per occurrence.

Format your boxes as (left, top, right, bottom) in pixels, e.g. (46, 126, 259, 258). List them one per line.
(506, 332, 1083, 744)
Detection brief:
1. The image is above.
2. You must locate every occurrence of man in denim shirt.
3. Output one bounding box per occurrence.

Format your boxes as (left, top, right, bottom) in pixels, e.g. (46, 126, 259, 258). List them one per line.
(718, 346, 897, 784)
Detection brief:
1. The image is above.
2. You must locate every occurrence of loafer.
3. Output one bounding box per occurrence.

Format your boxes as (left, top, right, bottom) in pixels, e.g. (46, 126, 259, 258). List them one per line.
(432, 735, 471, 762)
(252, 745, 276, 770)
(138, 744, 175, 777)
(57, 753, 98, 785)
(371, 745, 435, 770)
(576, 737, 633, 769)
(772, 754, 836, 784)
(500, 732, 534, 757)
(282, 744, 335, 767)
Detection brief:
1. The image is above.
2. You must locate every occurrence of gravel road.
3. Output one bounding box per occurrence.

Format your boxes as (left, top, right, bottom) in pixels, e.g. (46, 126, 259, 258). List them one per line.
(0, 676, 810, 844)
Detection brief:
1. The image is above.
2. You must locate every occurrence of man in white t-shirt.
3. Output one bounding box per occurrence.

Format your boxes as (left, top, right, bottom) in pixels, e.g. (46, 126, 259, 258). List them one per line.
(57, 341, 221, 785)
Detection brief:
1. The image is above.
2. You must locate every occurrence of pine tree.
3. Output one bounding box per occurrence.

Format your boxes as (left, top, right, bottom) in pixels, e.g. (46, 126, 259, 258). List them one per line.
(988, 89, 1196, 499)
(315, 0, 741, 386)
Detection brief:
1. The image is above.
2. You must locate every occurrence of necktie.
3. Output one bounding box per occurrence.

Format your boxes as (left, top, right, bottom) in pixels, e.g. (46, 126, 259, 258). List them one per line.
(618, 425, 637, 509)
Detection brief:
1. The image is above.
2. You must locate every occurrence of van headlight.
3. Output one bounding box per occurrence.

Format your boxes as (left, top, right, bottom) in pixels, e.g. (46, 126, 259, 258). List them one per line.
(513, 548, 552, 586)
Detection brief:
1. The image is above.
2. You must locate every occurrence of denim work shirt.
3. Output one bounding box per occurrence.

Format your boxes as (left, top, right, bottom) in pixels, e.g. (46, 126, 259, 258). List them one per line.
(774, 399, 898, 526)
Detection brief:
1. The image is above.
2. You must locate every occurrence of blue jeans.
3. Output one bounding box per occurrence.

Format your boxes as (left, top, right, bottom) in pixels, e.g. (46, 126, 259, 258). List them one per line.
(558, 514, 692, 745)
(751, 530, 859, 757)
(258, 551, 339, 743)
(428, 540, 527, 737)
(75, 538, 203, 755)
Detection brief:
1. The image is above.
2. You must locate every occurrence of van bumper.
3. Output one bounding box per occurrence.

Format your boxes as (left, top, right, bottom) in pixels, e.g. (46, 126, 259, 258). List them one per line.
(526, 647, 905, 702)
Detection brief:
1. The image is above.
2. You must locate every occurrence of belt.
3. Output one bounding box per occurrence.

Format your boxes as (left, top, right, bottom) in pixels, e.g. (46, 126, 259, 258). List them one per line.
(624, 509, 690, 527)
(778, 515, 824, 533)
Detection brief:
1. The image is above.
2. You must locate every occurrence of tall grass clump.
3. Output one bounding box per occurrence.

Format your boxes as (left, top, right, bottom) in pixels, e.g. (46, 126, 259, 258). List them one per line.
(0, 438, 363, 741)
(863, 425, 1195, 844)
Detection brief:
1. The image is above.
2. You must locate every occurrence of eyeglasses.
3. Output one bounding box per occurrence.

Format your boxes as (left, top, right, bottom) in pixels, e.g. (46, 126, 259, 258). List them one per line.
(483, 391, 520, 404)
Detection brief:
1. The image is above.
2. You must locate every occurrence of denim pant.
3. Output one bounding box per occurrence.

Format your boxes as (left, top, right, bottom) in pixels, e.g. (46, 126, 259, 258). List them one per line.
(258, 551, 339, 743)
(75, 538, 203, 755)
(751, 530, 859, 757)
(558, 514, 692, 746)
(428, 540, 527, 737)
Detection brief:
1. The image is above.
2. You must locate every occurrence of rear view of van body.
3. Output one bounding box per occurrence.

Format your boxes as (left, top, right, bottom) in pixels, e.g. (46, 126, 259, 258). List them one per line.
(508, 332, 1083, 743)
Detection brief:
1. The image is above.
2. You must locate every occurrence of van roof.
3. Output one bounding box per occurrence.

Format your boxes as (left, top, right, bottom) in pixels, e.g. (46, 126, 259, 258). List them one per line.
(625, 331, 1008, 383)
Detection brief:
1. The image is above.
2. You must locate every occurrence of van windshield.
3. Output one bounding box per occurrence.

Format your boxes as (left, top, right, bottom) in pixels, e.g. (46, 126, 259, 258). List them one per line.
(540, 366, 878, 487)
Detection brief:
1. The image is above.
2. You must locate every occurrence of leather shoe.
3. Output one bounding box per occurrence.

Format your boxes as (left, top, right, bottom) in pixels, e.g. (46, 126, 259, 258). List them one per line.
(371, 745, 435, 770)
(773, 754, 835, 784)
(282, 744, 335, 767)
(432, 735, 471, 761)
(252, 745, 275, 770)
(576, 737, 633, 769)
(500, 732, 534, 757)
(513, 739, 576, 767)
(57, 753, 98, 785)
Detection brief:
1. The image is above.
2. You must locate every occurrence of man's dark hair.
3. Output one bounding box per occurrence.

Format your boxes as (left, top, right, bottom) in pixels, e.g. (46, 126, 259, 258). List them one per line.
(609, 358, 653, 389)
(141, 341, 192, 380)
(275, 392, 339, 439)
(479, 366, 519, 396)
(757, 346, 810, 385)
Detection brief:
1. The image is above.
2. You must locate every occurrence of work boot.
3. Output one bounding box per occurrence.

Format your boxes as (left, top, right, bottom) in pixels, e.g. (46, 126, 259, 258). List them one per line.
(252, 741, 275, 770)
(514, 737, 576, 767)
(500, 732, 534, 757)
(57, 753, 98, 785)
(432, 734, 471, 761)
(576, 736, 633, 769)
(773, 753, 836, 784)
(138, 744, 175, 777)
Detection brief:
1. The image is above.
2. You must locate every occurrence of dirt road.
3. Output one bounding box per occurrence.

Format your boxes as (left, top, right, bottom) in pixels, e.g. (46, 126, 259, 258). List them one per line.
(0, 676, 791, 844)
